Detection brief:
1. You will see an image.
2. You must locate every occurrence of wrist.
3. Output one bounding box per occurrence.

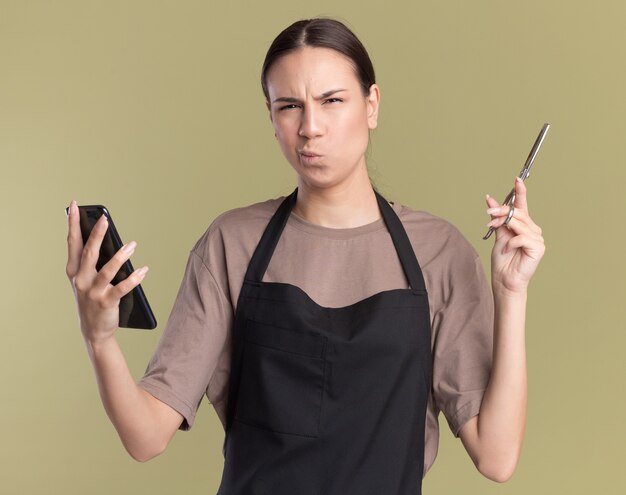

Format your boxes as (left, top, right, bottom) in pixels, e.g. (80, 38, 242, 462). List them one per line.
(491, 280, 529, 301)
(83, 333, 118, 357)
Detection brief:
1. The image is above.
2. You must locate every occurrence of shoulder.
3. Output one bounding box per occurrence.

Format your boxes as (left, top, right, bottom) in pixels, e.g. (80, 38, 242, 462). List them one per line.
(190, 194, 286, 266)
(395, 203, 480, 264)
(205, 195, 282, 236)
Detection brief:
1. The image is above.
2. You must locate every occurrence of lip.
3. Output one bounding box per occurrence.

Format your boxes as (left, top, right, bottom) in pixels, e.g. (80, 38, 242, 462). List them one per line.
(298, 149, 321, 157)
(298, 150, 323, 165)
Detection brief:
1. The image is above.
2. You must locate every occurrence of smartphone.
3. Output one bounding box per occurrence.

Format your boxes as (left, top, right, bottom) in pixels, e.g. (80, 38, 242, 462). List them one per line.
(66, 205, 157, 329)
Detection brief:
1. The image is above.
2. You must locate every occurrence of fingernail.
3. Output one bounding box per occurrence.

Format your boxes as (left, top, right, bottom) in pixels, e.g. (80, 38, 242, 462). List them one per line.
(137, 266, 149, 277)
(515, 177, 522, 183)
(123, 241, 137, 253)
(487, 207, 501, 214)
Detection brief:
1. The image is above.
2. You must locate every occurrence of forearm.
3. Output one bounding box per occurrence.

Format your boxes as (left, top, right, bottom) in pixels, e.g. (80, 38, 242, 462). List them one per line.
(85, 336, 179, 461)
(460, 288, 528, 481)
(66, 201, 181, 461)
(461, 170, 544, 481)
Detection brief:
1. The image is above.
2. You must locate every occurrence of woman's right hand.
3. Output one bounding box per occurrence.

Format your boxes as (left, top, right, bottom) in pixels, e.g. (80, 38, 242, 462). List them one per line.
(66, 200, 148, 343)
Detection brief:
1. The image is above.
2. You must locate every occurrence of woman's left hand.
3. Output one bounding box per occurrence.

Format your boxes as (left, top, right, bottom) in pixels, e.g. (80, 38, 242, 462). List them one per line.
(485, 176, 546, 294)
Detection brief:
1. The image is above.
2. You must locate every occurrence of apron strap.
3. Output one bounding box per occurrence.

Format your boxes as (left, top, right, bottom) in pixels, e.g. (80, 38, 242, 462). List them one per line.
(374, 190, 427, 292)
(244, 187, 427, 292)
(244, 188, 297, 284)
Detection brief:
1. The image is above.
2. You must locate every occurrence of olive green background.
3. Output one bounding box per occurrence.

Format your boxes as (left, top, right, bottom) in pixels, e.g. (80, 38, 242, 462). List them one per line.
(1, 0, 624, 493)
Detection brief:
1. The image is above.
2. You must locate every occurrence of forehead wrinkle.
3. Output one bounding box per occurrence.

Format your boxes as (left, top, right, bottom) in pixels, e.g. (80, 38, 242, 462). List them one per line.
(266, 47, 360, 102)
(272, 89, 348, 104)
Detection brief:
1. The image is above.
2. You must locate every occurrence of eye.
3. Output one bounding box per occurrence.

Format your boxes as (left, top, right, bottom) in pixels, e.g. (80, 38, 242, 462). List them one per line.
(278, 103, 300, 111)
(323, 98, 343, 104)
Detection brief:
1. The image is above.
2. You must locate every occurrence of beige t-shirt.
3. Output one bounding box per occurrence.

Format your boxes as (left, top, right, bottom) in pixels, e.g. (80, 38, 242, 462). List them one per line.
(138, 193, 494, 475)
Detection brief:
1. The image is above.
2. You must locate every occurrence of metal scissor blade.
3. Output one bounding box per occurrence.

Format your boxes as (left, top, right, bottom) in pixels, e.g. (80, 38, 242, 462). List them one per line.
(483, 123, 550, 240)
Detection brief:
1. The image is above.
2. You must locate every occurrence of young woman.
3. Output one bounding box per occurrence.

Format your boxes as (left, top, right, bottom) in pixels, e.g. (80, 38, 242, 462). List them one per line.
(66, 18, 545, 494)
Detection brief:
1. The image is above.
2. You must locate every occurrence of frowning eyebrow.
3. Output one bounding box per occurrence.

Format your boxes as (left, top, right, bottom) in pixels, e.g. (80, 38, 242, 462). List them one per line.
(271, 88, 347, 104)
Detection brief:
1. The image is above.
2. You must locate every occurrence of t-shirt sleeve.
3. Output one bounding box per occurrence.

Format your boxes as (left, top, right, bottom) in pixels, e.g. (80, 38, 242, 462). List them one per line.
(138, 248, 233, 431)
(431, 228, 494, 437)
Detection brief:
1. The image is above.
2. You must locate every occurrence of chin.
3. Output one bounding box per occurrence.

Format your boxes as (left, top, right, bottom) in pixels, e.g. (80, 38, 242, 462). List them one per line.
(296, 173, 351, 191)
(287, 158, 358, 190)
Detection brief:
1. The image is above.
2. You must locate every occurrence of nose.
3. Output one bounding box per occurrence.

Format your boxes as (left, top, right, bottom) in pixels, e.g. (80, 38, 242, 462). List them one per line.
(298, 105, 324, 138)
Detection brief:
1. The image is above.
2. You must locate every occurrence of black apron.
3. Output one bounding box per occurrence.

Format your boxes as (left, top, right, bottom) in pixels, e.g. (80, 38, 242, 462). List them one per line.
(216, 187, 432, 495)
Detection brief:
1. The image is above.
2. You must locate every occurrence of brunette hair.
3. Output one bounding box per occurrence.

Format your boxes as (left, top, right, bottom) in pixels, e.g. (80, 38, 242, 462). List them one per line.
(261, 18, 376, 100)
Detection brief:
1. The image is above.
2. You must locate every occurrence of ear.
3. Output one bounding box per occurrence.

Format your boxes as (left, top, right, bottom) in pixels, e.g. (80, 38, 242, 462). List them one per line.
(266, 100, 273, 122)
(366, 84, 381, 130)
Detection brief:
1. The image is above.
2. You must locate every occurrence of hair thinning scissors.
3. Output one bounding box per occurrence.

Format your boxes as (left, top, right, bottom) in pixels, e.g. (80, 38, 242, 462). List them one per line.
(483, 123, 550, 240)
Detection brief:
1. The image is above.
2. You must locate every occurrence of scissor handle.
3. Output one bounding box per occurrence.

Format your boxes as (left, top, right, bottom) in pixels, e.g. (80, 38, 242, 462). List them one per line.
(482, 123, 550, 240)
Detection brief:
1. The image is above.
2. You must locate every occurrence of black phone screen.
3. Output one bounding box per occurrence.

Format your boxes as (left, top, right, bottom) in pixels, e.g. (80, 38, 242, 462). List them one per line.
(68, 205, 157, 330)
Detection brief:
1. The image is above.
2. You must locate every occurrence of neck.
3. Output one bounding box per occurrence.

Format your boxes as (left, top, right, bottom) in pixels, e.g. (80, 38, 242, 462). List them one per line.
(292, 172, 382, 229)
